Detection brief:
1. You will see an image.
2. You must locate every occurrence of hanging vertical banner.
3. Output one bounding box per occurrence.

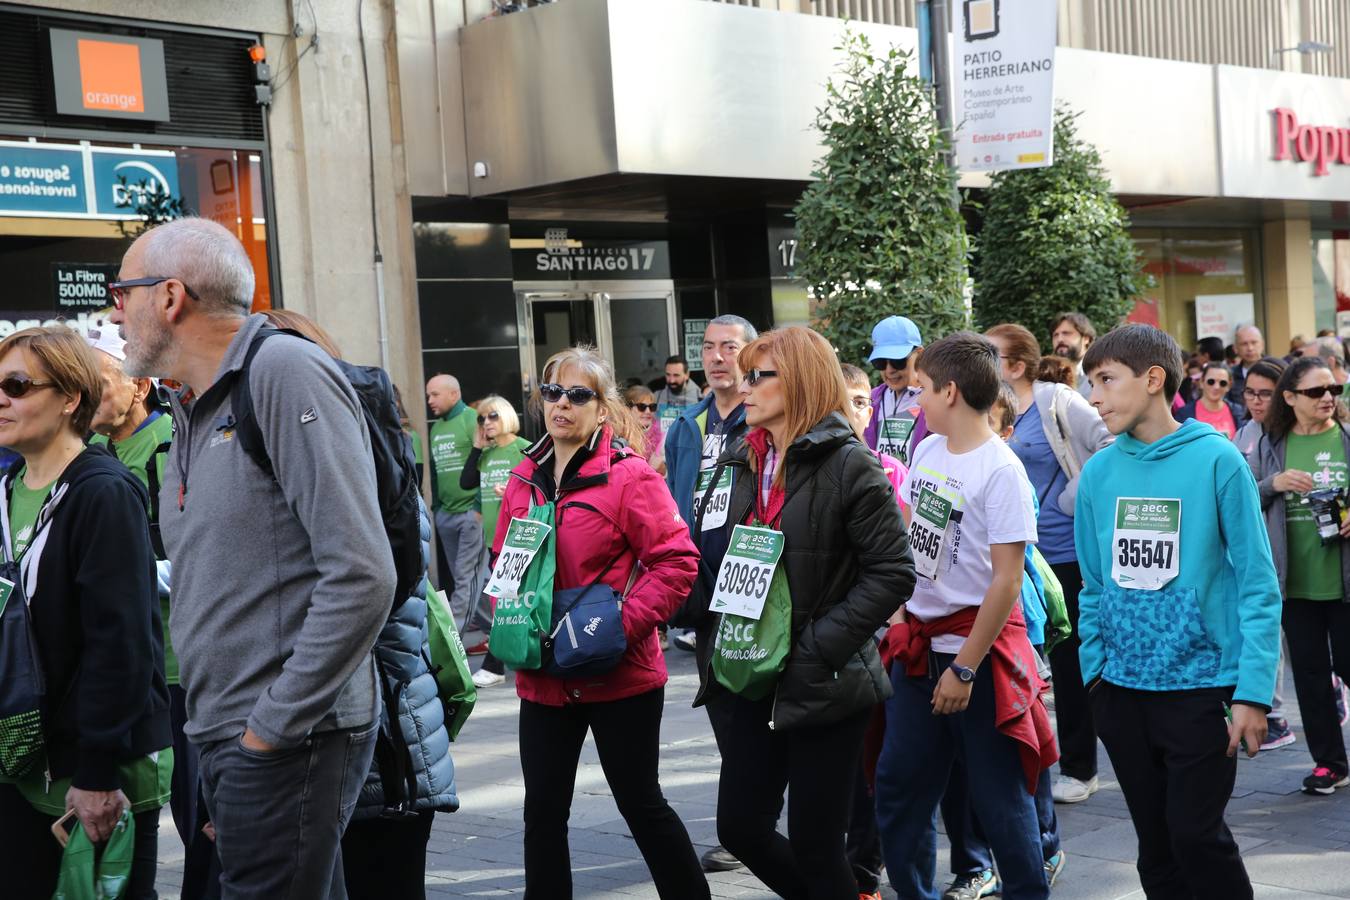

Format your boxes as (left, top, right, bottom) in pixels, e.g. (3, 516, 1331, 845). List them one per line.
(950, 0, 1058, 172)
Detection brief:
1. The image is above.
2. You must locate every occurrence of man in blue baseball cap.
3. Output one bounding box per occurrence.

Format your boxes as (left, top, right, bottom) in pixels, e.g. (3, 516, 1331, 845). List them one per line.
(862, 315, 925, 465)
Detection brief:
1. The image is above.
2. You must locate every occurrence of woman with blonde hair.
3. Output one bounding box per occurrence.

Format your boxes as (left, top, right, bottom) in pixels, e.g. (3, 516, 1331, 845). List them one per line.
(691, 326, 913, 899)
(625, 384, 666, 474)
(460, 394, 530, 687)
(0, 326, 170, 899)
(491, 345, 707, 898)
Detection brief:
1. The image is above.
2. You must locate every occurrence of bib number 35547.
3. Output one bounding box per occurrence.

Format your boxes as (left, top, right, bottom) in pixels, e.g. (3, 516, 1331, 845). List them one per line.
(1111, 498, 1181, 591)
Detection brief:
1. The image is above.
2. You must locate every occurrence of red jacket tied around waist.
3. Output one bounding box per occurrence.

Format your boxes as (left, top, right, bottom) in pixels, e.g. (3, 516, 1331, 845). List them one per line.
(877, 605, 1058, 794)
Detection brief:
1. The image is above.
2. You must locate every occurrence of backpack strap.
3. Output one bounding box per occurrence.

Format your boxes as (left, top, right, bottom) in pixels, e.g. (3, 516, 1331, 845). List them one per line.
(145, 440, 173, 560)
(230, 327, 310, 480)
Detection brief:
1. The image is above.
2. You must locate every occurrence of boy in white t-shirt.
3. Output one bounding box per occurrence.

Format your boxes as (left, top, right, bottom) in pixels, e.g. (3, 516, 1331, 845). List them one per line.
(873, 332, 1056, 900)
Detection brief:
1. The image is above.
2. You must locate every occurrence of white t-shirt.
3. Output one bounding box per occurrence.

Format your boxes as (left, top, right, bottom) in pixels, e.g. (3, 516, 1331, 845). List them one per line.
(900, 434, 1038, 653)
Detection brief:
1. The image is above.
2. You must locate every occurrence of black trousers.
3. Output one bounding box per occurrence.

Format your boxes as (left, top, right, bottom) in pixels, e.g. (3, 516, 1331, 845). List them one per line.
(343, 809, 436, 900)
(0, 783, 161, 900)
(1282, 598, 1350, 775)
(716, 692, 872, 900)
(1092, 682, 1252, 900)
(519, 688, 709, 900)
(1048, 560, 1099, 780)
(846, 760, 885, 894)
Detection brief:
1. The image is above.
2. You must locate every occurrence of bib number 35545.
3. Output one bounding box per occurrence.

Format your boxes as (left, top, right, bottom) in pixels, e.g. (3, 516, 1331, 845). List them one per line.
(1111, 497, 1181, 591)
(910, 486, 953, 581)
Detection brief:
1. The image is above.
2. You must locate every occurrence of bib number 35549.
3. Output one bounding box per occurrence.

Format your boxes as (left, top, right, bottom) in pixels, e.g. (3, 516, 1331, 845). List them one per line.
(1111, 497, 1181, 591)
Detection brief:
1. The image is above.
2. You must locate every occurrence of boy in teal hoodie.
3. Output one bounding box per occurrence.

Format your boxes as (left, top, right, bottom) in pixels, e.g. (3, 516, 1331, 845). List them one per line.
(1076, 324, 1280, 900)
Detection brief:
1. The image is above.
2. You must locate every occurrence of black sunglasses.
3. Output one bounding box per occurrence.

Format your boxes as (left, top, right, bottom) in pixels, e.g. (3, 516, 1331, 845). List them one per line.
(1205, 378, 1230, 387)
(540, 383, 597, 405)
(1242, 389, 1275, 401)
(0, 373, 55, 399)
(1290, 384, 1346, 399)
(476, 411, 500, 424)
(873, 357, 909, 371)
(108, 276, 201, 310)
(629, 402, 657, 412)
(742, 369, 778, 387)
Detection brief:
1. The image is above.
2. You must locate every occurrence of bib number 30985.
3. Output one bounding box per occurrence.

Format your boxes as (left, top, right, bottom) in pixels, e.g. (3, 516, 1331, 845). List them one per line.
(709, 525, 785, 620)
(1110, 498, 1181, 591)
(484, 517, 552, 600)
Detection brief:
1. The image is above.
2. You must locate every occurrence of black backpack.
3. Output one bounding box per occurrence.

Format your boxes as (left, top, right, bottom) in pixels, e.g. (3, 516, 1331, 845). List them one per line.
(230, 327, 423, 612)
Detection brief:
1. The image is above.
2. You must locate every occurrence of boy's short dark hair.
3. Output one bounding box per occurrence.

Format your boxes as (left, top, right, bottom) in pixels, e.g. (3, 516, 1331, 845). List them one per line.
(665, 355, 687, 370)
(1083, 324, 1184, 402)
(915, 331, 1000, 412)
(1195, 336, 1225, 363)
(839, 363, 870, 390)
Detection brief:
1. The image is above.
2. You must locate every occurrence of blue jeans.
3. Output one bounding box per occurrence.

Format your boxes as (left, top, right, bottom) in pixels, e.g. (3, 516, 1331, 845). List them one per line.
(875, 653, 1048, 900)
(943, 756, 1060, 875)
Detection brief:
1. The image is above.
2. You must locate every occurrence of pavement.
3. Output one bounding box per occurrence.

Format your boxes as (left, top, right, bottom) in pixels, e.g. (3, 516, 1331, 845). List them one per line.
(154, 644, 1350, 899)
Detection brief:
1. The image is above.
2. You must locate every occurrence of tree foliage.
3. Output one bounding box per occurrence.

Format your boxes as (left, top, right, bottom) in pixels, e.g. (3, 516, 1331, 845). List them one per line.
(115, 175, 188, 240)
(795, 31, 969, 369)
(971, 107, 1147, 339)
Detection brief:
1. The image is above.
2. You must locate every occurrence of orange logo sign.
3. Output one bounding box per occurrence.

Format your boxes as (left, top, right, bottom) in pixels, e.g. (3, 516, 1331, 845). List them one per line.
(77, 39, 144, 113)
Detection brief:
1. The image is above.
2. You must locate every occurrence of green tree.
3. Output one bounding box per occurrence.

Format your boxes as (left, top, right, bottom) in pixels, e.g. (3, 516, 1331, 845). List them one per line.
(794, 31, 968, 369)
(115, 174, 187, 240)
(972, 107, 1147, 339)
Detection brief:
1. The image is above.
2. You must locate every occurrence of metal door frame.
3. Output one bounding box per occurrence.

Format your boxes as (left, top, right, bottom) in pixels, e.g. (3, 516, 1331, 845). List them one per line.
(515, 279, 677, 397)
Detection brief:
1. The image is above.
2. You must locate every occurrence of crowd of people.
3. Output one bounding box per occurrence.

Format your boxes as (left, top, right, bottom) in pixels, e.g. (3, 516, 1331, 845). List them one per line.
(0, 214, 1344, 900)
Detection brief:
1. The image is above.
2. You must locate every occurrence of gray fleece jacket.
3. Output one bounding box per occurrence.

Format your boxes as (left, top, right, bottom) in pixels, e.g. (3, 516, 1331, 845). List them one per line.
(1031, 380, 1114, 515)
(160, 314, 395, 747)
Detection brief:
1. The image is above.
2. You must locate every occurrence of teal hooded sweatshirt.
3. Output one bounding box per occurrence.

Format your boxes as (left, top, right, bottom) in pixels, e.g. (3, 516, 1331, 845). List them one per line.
(1073, 418, 1281, 708)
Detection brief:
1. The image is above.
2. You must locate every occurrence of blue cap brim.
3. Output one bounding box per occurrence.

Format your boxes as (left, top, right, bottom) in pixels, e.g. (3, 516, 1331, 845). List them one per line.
(868, 343, 918, 363)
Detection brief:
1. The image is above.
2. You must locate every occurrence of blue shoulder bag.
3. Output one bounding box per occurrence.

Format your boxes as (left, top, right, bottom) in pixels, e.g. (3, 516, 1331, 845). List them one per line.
(540, 546, 638, 678)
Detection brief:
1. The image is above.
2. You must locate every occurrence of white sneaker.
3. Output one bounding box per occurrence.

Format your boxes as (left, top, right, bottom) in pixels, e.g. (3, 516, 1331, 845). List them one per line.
(472, 668, 505, 688)
(1051, 774, 1099, 804)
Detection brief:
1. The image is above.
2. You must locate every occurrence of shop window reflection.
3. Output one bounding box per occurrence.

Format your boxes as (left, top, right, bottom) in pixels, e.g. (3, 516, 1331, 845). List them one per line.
(1129, 228, 1259, 351)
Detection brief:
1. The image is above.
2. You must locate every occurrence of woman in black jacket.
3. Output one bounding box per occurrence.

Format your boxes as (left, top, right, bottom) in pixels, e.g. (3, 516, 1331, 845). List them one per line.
(0, 326, 170, 899)
(693, 326, 915, 899)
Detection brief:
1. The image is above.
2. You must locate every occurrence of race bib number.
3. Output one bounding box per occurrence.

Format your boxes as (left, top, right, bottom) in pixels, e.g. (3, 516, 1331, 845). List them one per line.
(877, 416, 915, 462)
(1111, 498, 1181, 591)
(484, 517, 553, 600)
(658, 404, 682, 434)
(710, 525, 785, 620)
(909, 487, 953, 581)
(696, 468, 732, 530)
(0, 577, 13, 615)
(701, 433, 727, 470)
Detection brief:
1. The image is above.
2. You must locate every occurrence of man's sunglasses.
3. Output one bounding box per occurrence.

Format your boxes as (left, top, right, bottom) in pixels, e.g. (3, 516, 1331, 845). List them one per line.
(1205, 378, 1230, 387)
(742, 369, 778, 386)
(0, 373, 55, 399)
(108, 276, 200, 310)
(477, 411, 500, 424)
(540, 383, 597, 405)
(629, 402, 657, 412)
(1290, 384, 1346, 399)
(873, 357, 909, 371)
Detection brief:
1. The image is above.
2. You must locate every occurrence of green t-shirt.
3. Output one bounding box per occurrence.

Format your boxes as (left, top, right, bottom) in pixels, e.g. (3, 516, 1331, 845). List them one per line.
(478, 436, 530, 547)
(9, 470, 54, 560)
(409, 429, 424, 465)
(17, 748, 174, 816)
(429, 404, 478, 514)
(1284, 426, 1348, 600)
(90, 413, 178, 683)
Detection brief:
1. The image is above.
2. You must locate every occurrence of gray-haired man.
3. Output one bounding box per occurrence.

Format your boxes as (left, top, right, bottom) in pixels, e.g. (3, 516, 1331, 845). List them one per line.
(110, 217, 393, 899)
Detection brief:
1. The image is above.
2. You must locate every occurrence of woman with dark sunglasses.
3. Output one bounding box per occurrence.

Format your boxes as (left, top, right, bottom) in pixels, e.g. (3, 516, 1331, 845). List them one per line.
(492, 346, 708, 899)
(0, 327, 170, 899)
(1250, 356, 1350, 796)
(862, 316, 926, 466)
(459, 395, 529, 688)
(624, 384, 667, 475)
(1175, 361, 1246, 439)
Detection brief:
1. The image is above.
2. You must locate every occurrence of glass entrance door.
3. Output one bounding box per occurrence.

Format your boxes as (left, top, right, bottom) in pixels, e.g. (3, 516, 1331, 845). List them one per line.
(599, 292, 679, 390)
(522, 293, 598, 388)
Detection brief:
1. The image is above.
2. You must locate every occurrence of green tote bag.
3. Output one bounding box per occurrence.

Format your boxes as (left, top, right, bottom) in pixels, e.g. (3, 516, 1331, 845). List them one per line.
(53, 809, 135, 900)
(486, 500, 556, 671)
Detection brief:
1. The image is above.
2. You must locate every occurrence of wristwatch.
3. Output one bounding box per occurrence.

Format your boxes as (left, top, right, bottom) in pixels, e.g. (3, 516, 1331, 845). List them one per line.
(948, 662, 977, 683)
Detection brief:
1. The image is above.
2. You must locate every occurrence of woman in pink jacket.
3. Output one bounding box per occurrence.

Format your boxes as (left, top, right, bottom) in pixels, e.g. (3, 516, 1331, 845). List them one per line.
(493, 346, 708, 899)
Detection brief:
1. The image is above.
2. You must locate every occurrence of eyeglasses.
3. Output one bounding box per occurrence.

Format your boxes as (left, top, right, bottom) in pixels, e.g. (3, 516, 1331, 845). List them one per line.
(0, 373, 55, 399)
(849, 397, 872, 411)
(1205, 378, 1230, 388)
(629, 402, 657, 412)
(107, 276, 200, 310)
(476, 411, 500, 424)
(1290, 384, 1346, 399)
(1242, 389, 1274, 401)
(539, 383, 598, 405)
(742, 369, 778, 387)
(873, 357, 908, 371)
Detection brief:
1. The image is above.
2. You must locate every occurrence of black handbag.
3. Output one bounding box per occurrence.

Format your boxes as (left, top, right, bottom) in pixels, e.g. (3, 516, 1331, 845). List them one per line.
(540, 548, 639, 678)
(0, 558, 45, 779)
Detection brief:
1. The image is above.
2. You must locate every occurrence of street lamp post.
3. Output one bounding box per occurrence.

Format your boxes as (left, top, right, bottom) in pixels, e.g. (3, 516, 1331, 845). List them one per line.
(1270, 41, 1335, 68)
